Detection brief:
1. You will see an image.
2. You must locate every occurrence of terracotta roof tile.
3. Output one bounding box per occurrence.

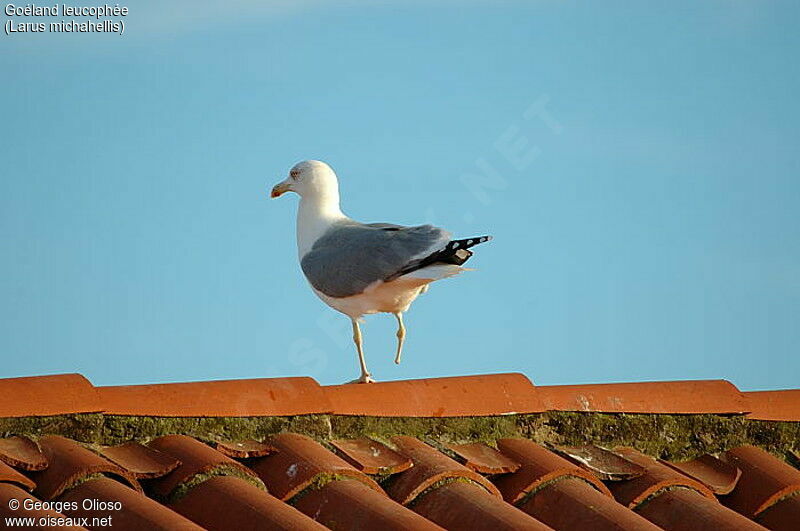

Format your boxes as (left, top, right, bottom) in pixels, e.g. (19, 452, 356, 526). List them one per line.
(214, 439, 276, 459)
(745, 390, 800, 421)
(249, 432, 382, 501)
(607, 447, 715, 508)
(293, 478, 444, 530)
(98, 442, 181, 479)
(635, 486, 768, 530)
(170, 475, 326, 530)
(552, 444, 645, 481)
(27, 436, 140, 500)
(720, 445, 800, 517)
(1, 371, 799, 529)
(0, 460, 36, 491)
(494, 439, 611, 504)
(324, 373, 543, 416)
(516, 476, 660, 530)
(386, 436, 501, 505)
(756, 492, 800, 531)
(147, 435, 263, 500)
(0, 436, 48, 471)
(663, 454, 742, 495)
(411, 479, 553, 530)
(330, 438, 413, 474)
(0, 374, 100, 417)
(57, 477, 201, 530)
(537, 379, 746, 414)
(447, 442, 521, 474)
(98, 377, 330, 417)
(0, 483, 86, 530)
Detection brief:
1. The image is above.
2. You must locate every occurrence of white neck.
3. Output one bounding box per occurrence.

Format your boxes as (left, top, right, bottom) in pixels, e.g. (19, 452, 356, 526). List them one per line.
(296, 193, 347, 257)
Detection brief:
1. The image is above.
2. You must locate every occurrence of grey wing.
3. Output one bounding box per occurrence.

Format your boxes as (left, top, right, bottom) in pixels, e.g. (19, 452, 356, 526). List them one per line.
(363, 222, 405, 230)
(301, 222, 451, 298)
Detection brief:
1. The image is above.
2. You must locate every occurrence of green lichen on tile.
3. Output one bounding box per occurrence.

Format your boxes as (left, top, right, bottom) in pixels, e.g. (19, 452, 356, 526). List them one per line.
(163, 464, 266, 504)
(513, 475, 599, 508)
(287, 473, 367, 505)
(101, 414, 332, 445)
(0, 412, 797, 463)
(522, 412, 750, 460)
(519, 412, 800, 461)
(633, 484, 699, 511)
(328, 415, 522, 445)
(745, 420, 800, 456)
(0, 414, 103, 443)
(64, 472, 107, 492)
(403, 476, 488, 509)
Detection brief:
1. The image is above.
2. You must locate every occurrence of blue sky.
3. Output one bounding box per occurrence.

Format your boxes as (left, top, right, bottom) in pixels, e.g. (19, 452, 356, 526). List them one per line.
(1, 1, 798, 390)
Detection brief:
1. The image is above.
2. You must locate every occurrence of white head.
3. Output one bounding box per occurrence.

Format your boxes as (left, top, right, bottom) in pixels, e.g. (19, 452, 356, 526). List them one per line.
(270, 160, 340, 203)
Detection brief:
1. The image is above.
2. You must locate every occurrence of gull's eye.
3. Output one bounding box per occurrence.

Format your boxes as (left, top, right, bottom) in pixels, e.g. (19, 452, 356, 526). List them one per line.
(290, 170, 299, 180)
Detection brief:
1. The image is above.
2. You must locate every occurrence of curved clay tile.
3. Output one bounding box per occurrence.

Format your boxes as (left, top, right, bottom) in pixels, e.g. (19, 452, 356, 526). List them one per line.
(517, 477, 660, 531)
(28, 436, 139, 500)
(756, 492, 800, 530)
(147, 435, 263, 500)
(330, 438, 413, 475)
(0, 436, 48, 471)
(0, 460, 36, 491)
(411, 479, 553, 530)
(493, 439, 611, 504)
(293, 478, 444, 530)
(170, 476, 326, 530)
(249, 432, 382, 501)
(386, 436, 501, 505)
(98, 376, 330, 416)
(536, 380, 746, 414)
(0, 483, 85, 530)
(0, 374, 100, 417)
(720, 445, 800, 517)
(447, 442, 520, 474)
(58, 477, 201, 530)
(551, 444, 645, 481)
(324, 373, 543, 417)
(662, 454, 742, 495)
(606, 447, 715, 509)
(635, 486, 767, 531)
(98, 442, 181, 479)
(745, 390, 800, 422)
(215, 439, 276, 459)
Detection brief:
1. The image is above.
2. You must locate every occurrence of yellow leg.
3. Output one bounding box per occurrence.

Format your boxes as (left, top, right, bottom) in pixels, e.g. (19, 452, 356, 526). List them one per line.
(350, 319, 375, 383)
(394, 312, 406, 365)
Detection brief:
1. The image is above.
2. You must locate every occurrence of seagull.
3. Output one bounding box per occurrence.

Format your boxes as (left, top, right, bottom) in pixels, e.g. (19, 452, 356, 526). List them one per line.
(270, 160, 491, 383)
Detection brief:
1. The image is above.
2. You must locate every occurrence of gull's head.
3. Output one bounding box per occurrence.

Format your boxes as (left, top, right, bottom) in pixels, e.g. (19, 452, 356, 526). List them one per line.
(271, 160, 339, 200)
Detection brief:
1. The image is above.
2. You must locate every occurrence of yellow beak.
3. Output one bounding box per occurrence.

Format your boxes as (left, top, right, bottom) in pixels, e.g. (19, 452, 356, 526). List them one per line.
(270, 179, 292, 198)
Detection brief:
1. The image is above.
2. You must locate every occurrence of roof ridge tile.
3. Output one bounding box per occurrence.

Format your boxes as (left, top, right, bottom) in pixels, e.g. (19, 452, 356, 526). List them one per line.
(0, 374, 101, 418)
(537, 379, 747, 414)
(744, 390, 800, 422)
(98, 377, 330, 417)
(323, 373, 543, 417)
